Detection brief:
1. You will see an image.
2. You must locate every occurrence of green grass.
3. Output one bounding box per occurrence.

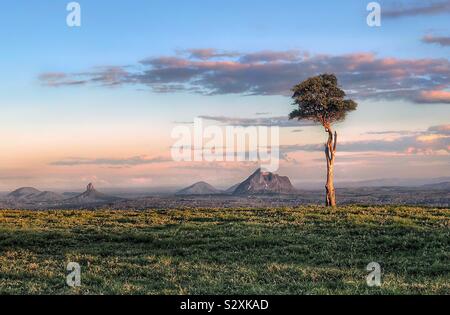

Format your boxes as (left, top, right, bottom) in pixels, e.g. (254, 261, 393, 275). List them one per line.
(0, 206, 449, 295)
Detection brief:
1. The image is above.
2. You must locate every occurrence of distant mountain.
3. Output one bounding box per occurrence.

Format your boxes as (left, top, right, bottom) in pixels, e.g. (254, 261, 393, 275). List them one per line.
(64, 183, 121, 204)
(62, 192, 80, 198)
(31, 191, 65, 202)
(7, 187, 41, 199)
(233, 168, 296, 195)
(7, 187, 64, 202)
(421, 181, 450, 190)
(337, 177, 450, 188)
(225, 183, 240, 194)
(176, 181, 222, 195)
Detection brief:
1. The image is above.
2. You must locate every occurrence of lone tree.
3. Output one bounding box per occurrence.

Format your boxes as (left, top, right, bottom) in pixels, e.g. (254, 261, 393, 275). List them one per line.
(289, 74, 357, 207)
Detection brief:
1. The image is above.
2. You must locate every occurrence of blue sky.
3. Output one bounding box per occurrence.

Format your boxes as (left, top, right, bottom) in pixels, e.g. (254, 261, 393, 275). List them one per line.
(0, 0, 449, 190)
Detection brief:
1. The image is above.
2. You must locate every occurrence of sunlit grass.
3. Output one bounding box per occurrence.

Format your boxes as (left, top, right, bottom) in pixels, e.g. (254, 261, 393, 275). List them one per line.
(0, 206, 448, 294)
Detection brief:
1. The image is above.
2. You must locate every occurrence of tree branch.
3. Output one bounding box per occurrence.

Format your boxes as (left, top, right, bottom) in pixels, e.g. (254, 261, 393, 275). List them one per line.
(333, 131, 337, 153)
(324, 144, 330, 162)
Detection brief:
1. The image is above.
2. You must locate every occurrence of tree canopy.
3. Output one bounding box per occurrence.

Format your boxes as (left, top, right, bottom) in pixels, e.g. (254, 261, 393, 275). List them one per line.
(289, 74, 357, 128)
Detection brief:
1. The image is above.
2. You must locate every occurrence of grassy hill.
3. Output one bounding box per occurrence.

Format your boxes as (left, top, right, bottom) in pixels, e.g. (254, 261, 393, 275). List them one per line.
(0, 206, 448, 294)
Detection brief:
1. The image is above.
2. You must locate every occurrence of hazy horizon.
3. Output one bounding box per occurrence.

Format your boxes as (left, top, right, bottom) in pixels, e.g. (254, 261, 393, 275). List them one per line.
(2, 174, 450, 193)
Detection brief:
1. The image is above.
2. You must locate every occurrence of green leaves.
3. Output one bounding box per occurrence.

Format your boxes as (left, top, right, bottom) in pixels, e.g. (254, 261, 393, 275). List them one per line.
(290, 74, 357, 126)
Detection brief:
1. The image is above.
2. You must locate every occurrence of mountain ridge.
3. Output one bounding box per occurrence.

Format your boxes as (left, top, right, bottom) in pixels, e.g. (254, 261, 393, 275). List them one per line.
(7, 187, 64, 202)
(63, 183, 121, 204)
(176, 181, 222, 195)
(232, 168, 296, 195)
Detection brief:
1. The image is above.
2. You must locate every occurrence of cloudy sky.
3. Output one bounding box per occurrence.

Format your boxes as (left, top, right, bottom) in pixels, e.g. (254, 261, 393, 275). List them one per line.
(0, 0, 449, 190)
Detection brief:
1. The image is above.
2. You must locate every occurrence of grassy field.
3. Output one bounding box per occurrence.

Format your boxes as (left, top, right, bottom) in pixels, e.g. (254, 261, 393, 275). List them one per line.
(0, 206, 448, 295)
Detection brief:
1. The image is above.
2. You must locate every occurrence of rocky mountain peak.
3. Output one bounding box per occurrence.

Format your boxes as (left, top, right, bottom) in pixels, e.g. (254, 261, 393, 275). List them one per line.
(176, 181, 222, 195)
(63, 183, 120, 205)
(232, 168, 296, 195)
(86, 183, 95, 192)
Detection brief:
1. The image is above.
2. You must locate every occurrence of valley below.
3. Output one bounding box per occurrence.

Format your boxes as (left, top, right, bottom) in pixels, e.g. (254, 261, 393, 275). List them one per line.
(1, 169, 449, 210)
(0, 185, 448, 210)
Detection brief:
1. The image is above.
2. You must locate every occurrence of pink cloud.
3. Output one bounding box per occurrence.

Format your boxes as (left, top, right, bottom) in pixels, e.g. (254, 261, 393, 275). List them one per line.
(39, 49, 450, 103)
(184, 48, 241, 60)
(282, 124, 450, 155)
(429, 124, 450, 134)
(384, 1, 450, 18)
(419, 90, 450, 103)
(422, 34, 450, 47)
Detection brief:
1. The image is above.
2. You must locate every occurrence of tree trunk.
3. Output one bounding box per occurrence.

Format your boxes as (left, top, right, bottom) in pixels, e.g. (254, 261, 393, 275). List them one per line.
(324, 127, 337, 207)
